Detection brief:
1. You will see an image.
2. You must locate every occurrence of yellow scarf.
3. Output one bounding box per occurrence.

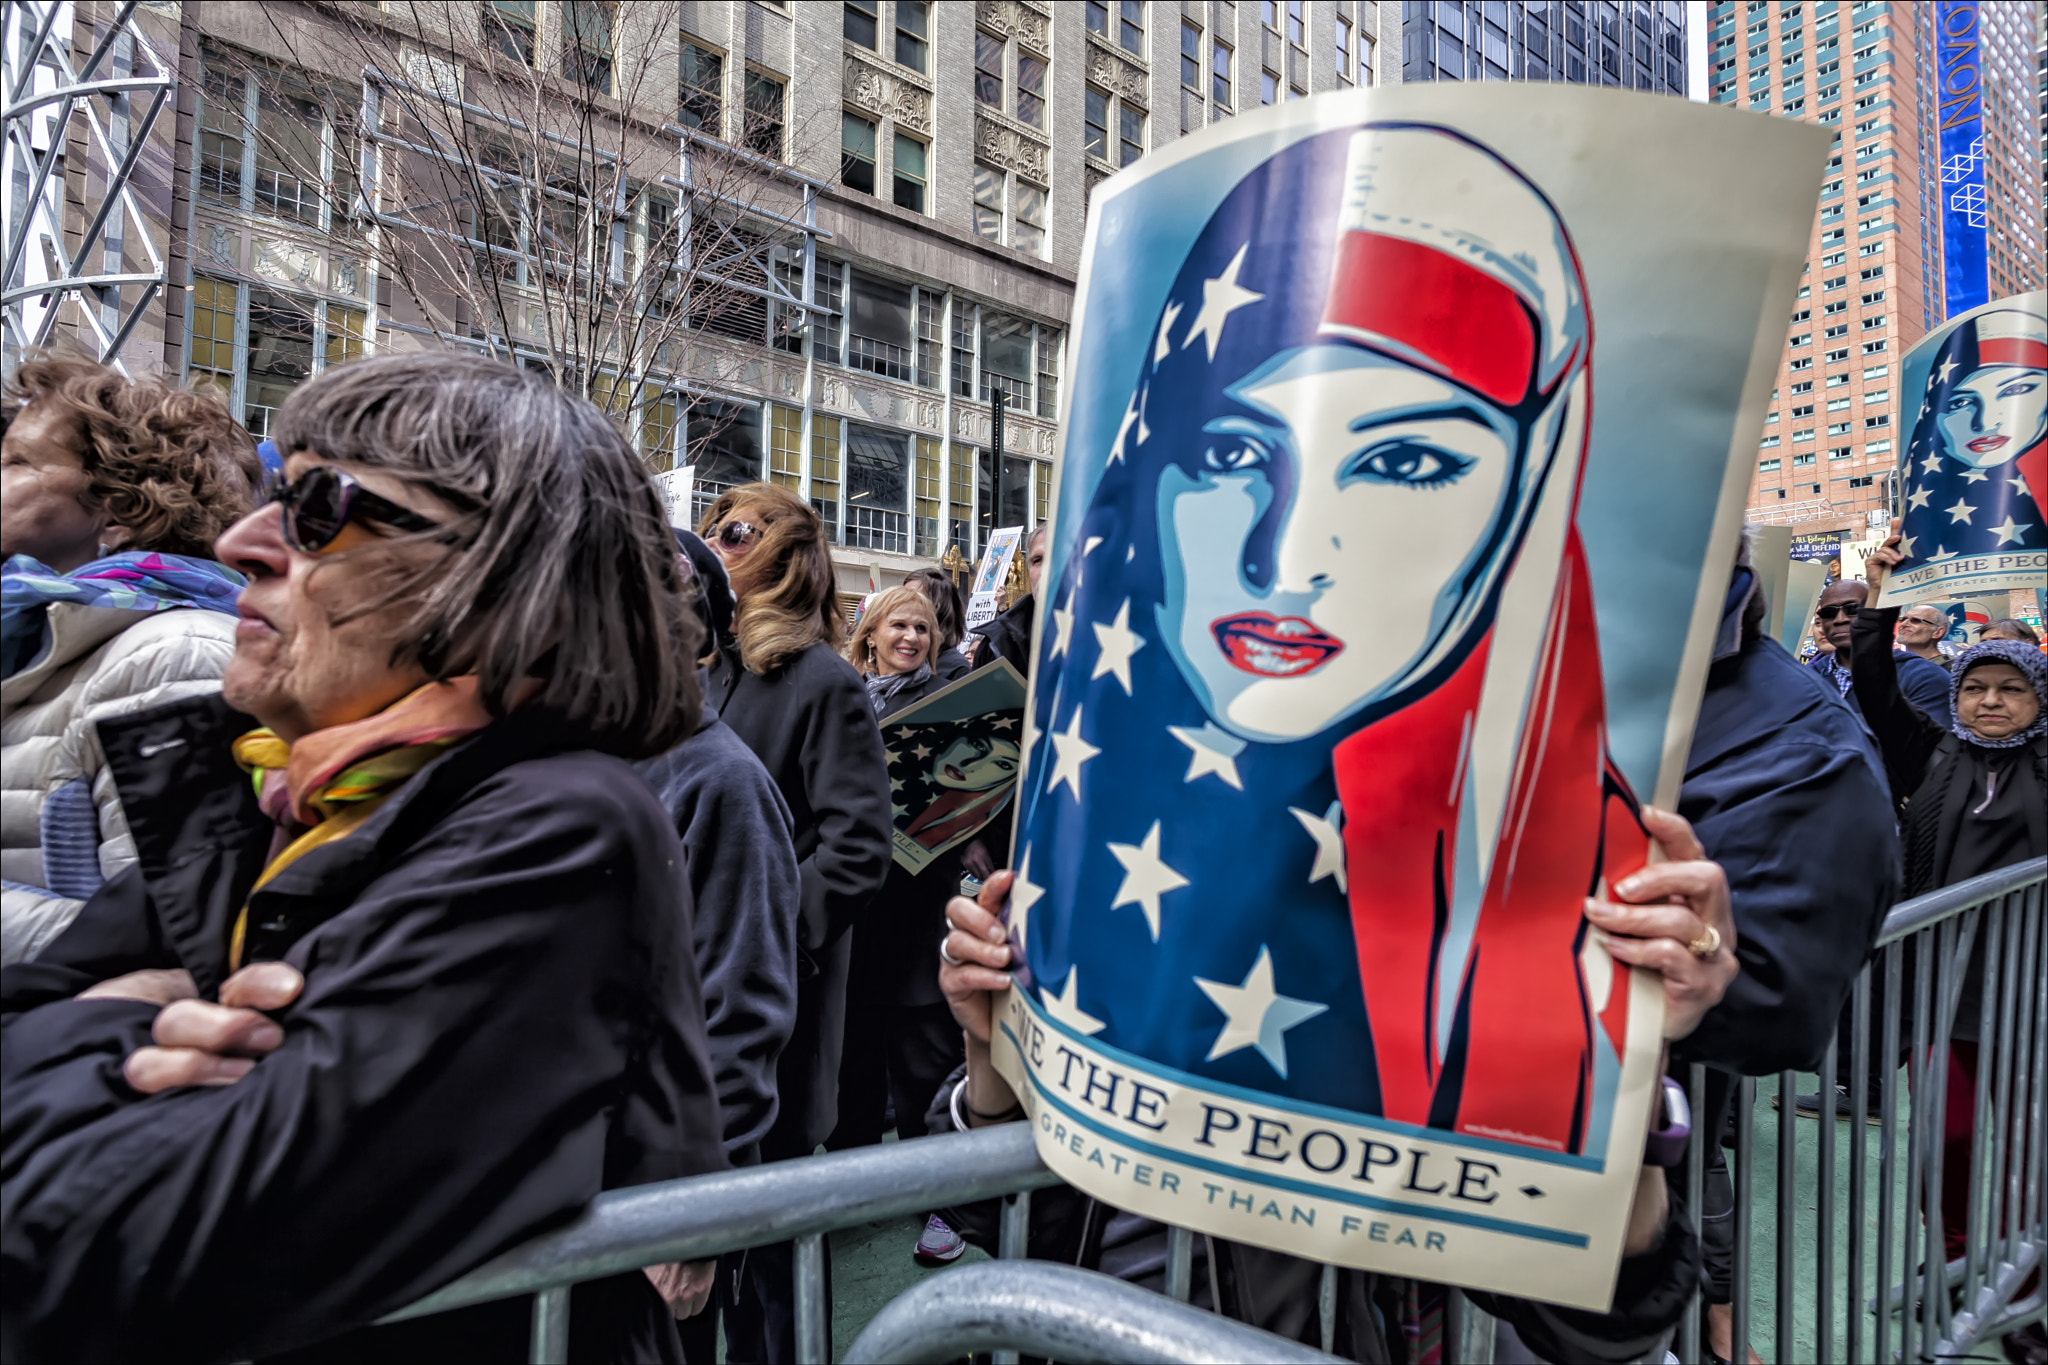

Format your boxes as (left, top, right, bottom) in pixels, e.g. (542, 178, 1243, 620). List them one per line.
(227, 678, 496, 970)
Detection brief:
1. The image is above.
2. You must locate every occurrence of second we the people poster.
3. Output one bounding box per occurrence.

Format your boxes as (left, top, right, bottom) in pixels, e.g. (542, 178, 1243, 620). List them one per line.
(989, 84, 1828, 1308)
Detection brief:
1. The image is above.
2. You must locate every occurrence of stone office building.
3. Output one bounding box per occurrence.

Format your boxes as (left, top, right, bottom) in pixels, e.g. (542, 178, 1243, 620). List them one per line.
(22, 0, 1404, 608)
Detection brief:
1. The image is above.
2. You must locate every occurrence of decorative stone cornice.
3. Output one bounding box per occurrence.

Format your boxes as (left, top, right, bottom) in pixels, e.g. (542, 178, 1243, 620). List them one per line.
(843, 56, 933, 135)
(1086, 43, 1149, 108)
(975, 0, 1049, 52)
(974, 115, 1048, 183)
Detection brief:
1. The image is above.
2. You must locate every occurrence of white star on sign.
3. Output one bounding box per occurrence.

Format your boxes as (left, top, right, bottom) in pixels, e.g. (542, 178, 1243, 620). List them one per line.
(1153, 300, 1183, 364)
(1946, 497, 1977, 525)
(1906, 485, 1933, 511)
(1091, 599, 1146, 695)
(1896, 532, 1917, 558)
(1991, 515, 2027, 546)
(912, 744, 933, 759)
(1936, 356, 1959, 384)
(1042, 965, 1106, 1036)
(1960, 467, 1989, 484)
(1928, 544, 1955, 561)
(1050, 590, 1076, 659)
(1045, 705, 1101, 803)
(1108, 395, 1140, 465)
(1168, 722, 1245, 790)
(1195, 946, 1328, 1078)
(1289, 800, 1347, 894)
(1181, 242, 1264, 362)
(1008, 846, 1044, 955)
(1075, 536, 1104, 592)
(1109, 820, 1189, 941)
(1921, 452, 1944, 475)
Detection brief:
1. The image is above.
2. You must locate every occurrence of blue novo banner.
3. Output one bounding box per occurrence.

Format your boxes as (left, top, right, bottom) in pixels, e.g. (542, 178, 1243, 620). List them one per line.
(990, 85, 1828, 1311)
(1937, 1, 1990, 319)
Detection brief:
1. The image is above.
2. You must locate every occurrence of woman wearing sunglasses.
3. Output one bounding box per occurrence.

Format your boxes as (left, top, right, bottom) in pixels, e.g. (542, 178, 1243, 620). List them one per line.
(695, 482, 893, 1363)
(0, 354, 726, 1362)
(2, 355, 259, 967)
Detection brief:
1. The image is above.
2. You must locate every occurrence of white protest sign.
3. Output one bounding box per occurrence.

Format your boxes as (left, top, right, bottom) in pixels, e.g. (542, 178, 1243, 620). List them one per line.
(964, 526, 1024, 632)
(653, 466, 696, 529)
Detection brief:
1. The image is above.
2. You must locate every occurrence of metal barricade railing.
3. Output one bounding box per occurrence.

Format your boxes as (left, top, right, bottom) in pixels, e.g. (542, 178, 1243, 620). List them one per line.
(1677, 856, 2046, 1365)
(388, 858, 2044, 1364)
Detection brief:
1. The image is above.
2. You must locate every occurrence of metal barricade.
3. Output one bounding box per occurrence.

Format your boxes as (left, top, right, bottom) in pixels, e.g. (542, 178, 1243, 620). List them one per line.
(388, 858, 2043, 1364)
(1676, 857, 2046, 1364)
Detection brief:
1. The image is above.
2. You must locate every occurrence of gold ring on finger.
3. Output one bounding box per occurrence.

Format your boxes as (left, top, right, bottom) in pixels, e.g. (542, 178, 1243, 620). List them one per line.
(1686, 925, 1721, 959)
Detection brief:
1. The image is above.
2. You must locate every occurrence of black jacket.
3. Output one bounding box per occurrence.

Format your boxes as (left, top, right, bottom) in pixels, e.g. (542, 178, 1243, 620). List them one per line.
(0, 695, 726, 1364)
(706, 639, 892, 1155)
(969, 596, 1035, 678)
(638, 703, 802, 1167)
(1674, 573, 1901, 1075)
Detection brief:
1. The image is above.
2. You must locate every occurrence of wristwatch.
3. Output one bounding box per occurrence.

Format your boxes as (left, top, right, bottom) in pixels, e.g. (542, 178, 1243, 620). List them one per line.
(1643, 1076, 1693, 1168)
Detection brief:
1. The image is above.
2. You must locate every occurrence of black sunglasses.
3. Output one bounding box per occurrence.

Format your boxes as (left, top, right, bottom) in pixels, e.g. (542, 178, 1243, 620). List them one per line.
(713, 519, 760, 551)
(266, 466, 440, 553)
(1815, 603, 1862, 622)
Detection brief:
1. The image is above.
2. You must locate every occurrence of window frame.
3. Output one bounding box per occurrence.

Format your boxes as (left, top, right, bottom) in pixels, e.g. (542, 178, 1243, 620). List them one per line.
(182, 270, 371, 439)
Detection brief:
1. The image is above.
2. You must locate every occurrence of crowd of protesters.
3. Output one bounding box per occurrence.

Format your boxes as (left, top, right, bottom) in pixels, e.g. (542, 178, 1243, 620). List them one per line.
(0, 350, 2041, 1365)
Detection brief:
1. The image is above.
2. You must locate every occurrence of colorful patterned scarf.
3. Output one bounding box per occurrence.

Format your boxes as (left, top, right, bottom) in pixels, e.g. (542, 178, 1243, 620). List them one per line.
(227, 678, 497, 969)
(1, 551, 243, 679)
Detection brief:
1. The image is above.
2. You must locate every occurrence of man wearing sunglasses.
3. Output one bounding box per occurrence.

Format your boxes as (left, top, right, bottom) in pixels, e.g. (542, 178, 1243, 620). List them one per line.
(1807, 579, 1953, 730)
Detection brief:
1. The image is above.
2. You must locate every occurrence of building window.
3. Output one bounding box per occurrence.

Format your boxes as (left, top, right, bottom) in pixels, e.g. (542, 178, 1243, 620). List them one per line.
(1286, 0, 1304, 46)
(980, 29, 1048, 129)
(972, 162, 1004, 243)
(976, 30, 1004, 108)
(1017, 51, 1047, 127)
(1036, 324, 1061, 419)
(845, 424, 911, 553)
(916, 289, 944, 391)
(1086, 0, 1110, 39)
(811, 416, 842, 541)
(1262, 68, 1280, 104)
(1336, 15, 1353, 82)
(892, 132, 926, 212)
(184, 274, 368, 439)
(187, 276, 237, 398)
(561, 1, 614, 93)
(1213, 41, 1233, 105)
(196, 57, 356, 234)
(841, 112, 878, 194)
(1116, 0, 1145, 54)
(678, 41, 723, 133)
(1119, 103, 1146, 167)
(895, 1, 929, 72)
(743, 70, 785, 158)
(847, 271, 914, 381)
(845, 0, 879, 49)
(484, 0, 537, 65)
(1182, 20, 1203, 88)
(686, 400, 765, 526)
(1084, 87, 1110, 160)
(1013, 180, 1047, 256)
(768, 404, 803, 490)
(915, 436, 944, 556)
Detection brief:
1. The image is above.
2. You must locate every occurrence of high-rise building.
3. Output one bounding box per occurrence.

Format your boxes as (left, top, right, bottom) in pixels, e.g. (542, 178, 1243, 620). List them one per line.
(16, 1, 1405, 605)
(1710, 0, 2045, 545)
(1399, 1, 1689, 93)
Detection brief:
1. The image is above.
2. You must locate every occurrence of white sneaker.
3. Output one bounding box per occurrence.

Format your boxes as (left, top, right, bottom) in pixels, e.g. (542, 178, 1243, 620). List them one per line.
(913, 1213, 965, 1265)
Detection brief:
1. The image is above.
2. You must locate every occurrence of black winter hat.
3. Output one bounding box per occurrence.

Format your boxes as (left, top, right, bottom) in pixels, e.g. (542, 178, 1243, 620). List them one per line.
(674, 527, 735, 644)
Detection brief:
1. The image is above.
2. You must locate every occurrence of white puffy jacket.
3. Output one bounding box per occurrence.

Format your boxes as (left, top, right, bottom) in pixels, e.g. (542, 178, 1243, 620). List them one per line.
(1, 603, 237, 964)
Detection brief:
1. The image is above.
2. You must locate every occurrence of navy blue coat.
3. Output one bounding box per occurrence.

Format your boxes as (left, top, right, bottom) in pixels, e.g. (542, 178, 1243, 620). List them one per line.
(1676, 582, 1901, 1076)
(638, 704, 801, 1168)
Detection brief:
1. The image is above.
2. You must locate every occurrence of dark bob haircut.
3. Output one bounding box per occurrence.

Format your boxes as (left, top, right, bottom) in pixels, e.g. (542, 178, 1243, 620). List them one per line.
(272, 352, 701, 758)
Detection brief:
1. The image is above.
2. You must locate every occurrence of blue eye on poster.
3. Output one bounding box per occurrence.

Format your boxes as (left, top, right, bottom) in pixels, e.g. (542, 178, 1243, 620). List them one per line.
(988, 85, 1828, 1310)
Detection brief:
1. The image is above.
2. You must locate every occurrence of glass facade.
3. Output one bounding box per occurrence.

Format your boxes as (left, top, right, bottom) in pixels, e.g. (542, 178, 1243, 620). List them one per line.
(1401, 1, 1689, 94)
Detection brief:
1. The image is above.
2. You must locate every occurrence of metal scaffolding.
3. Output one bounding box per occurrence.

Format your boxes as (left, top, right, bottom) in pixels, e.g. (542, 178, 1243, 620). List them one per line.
(3, 0, 173, 373)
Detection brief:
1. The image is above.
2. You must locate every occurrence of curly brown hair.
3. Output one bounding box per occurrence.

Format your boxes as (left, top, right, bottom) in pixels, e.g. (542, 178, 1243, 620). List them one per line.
(3, 352, 260, 559)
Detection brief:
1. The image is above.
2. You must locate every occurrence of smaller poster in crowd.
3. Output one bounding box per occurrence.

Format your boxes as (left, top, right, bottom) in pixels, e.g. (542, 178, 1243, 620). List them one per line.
(963, 527, 1024, 632)
(1877, 291, 2046, 608)
(882, 661, 1027, 874)
(653, 466, 696, 529)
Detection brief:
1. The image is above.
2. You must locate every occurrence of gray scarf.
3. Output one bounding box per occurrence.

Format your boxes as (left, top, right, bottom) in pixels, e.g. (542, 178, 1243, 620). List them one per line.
(865, 662, 932, 718)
